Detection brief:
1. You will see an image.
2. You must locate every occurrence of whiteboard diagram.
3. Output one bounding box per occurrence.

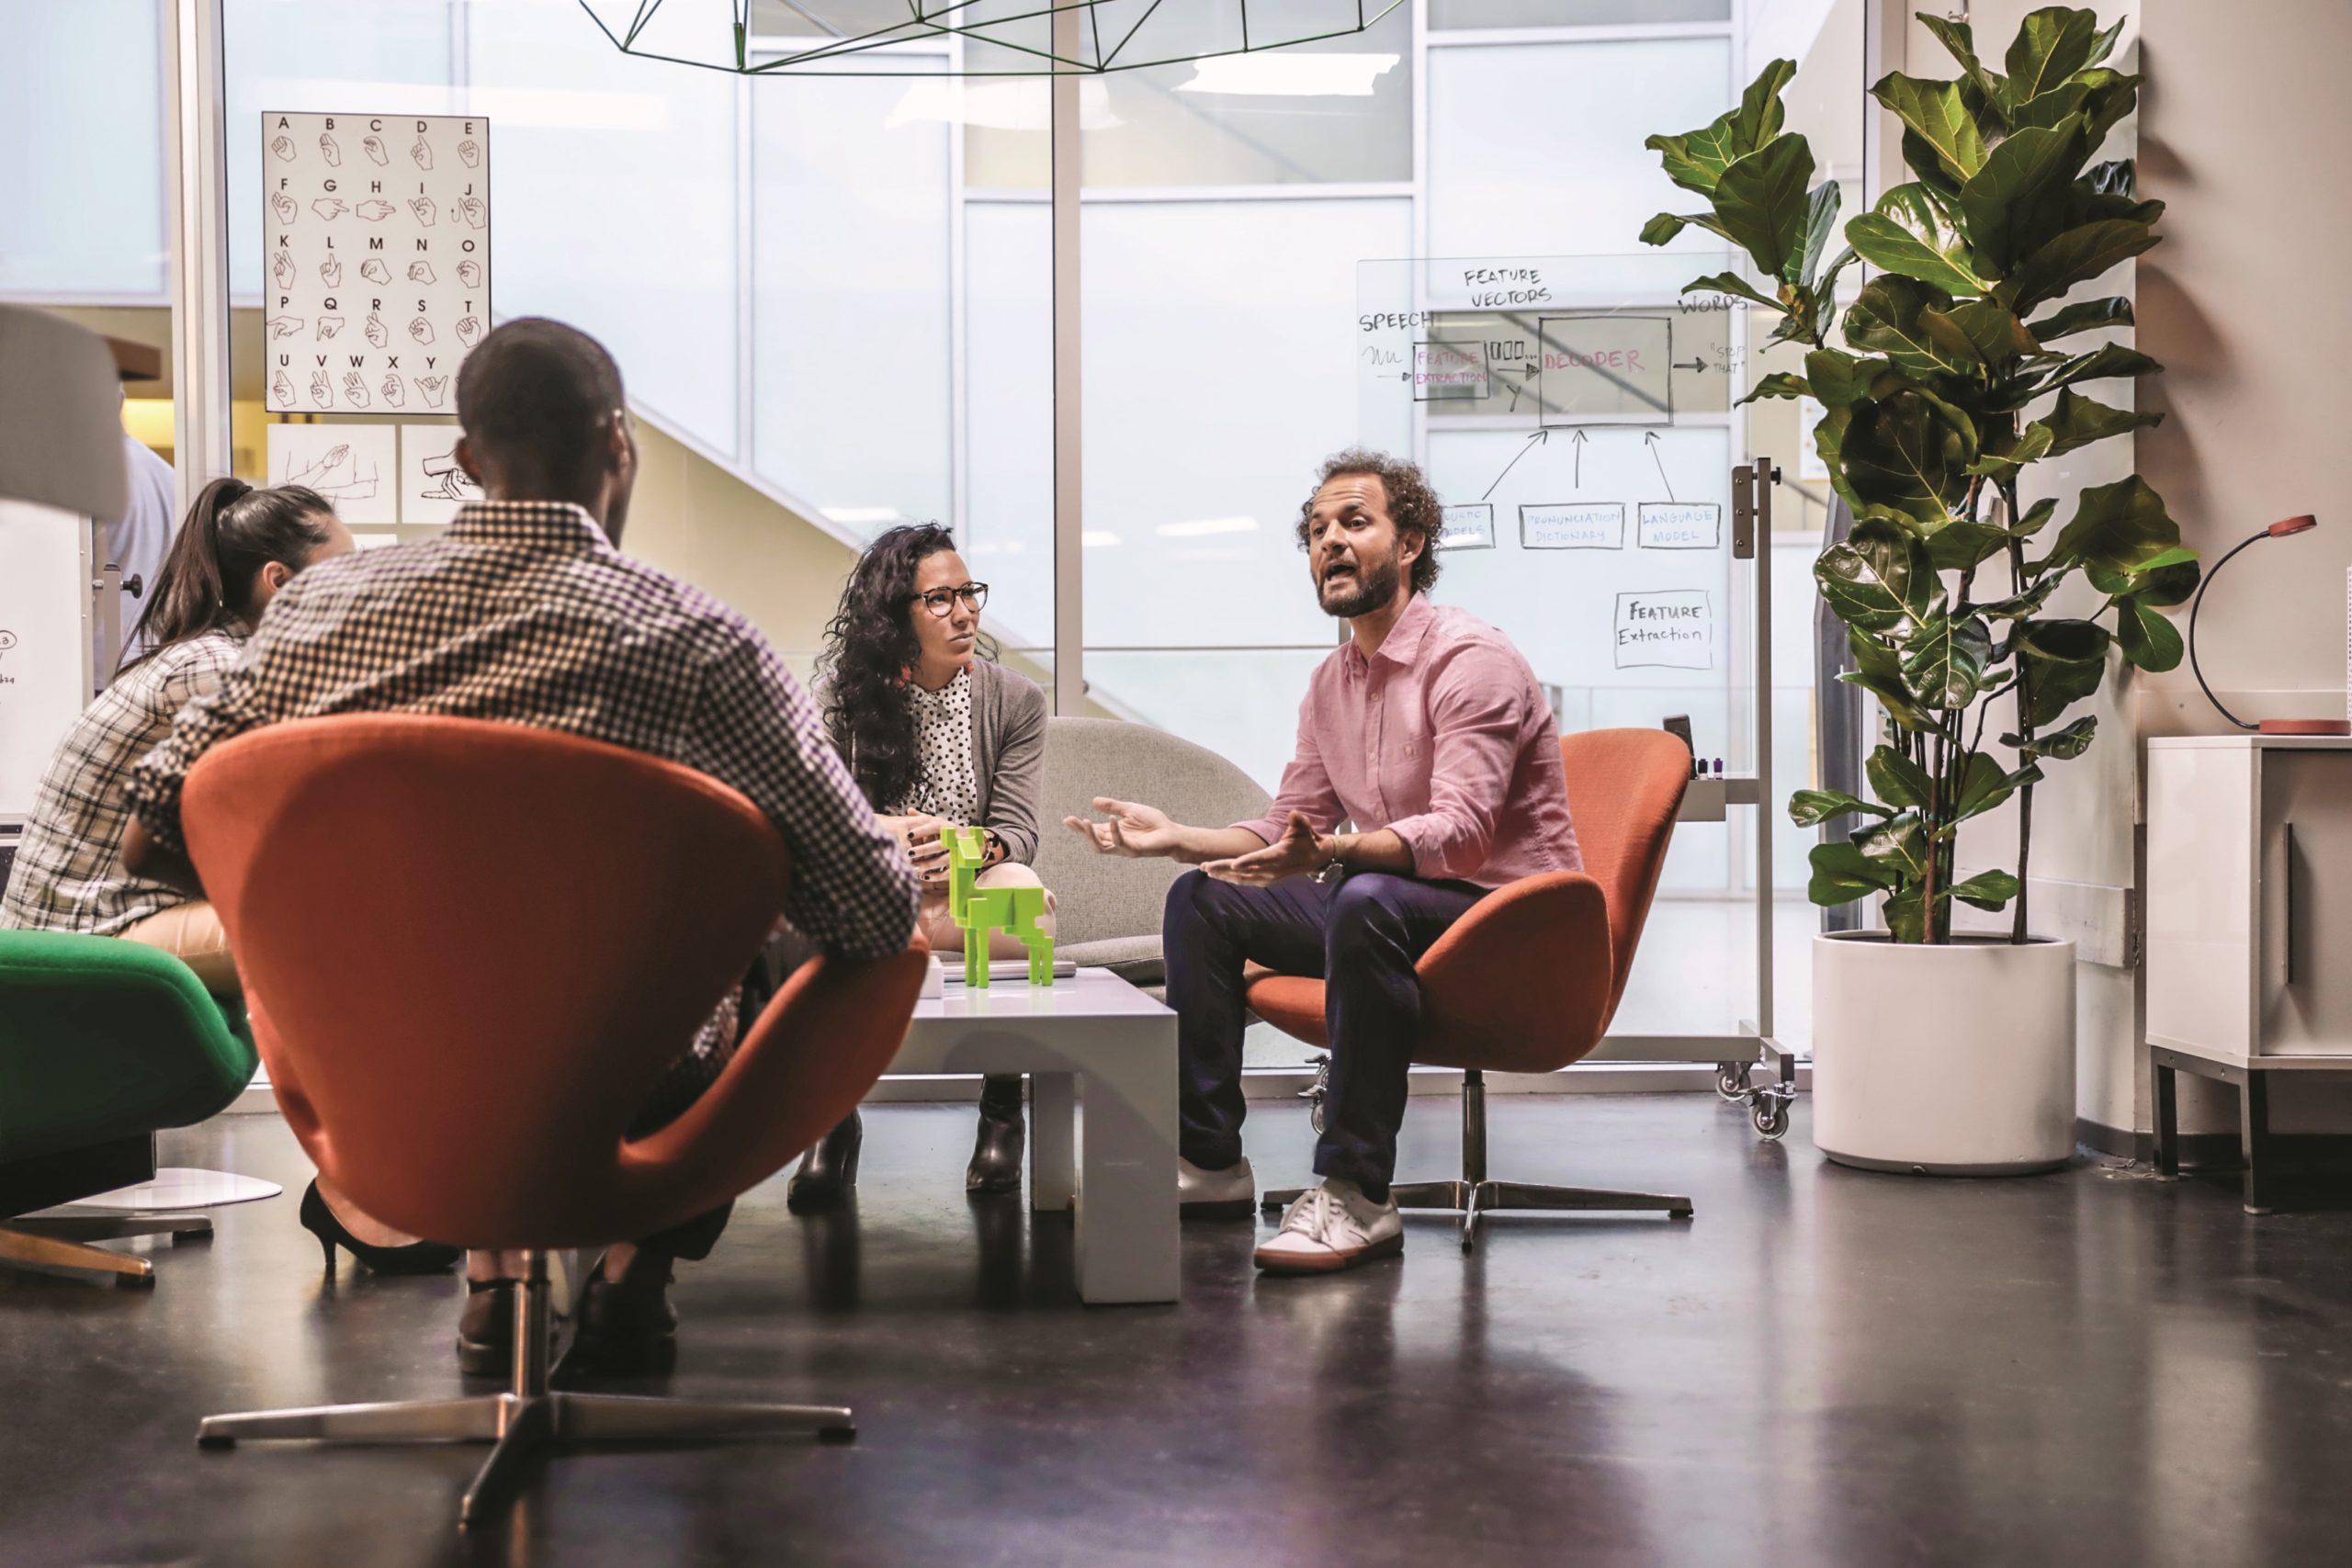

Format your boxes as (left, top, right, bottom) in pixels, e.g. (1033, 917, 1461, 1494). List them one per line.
(263, 111, 491, 414)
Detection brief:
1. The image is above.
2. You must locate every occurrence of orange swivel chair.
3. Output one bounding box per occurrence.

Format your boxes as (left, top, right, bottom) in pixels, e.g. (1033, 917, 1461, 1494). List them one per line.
(179, 716, 926, 1528)
(1250, 728, 1694, 1248)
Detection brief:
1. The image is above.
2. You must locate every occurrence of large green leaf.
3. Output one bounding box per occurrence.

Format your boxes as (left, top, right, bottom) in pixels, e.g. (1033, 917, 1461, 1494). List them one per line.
(2001, 715, 2097, 760)
(1817, 517, 1938, 631)
(2007, 80, 2092, 132)
(1856, 813, 1932, 883)
(1681, 271, 1787, 313)
(2077, 68, 2143, 149)
(2004, 6, 2104, 108)
(1840, 645, 1946, 733)
(1874, 73, 1989, 186)
(1950, 752, 2043, 825)
(2012, 497, 2060, 537)
(2013, 343, 2161, 407)
(1846, 184, 1988, 295)
(2004, 219, 2161, 313)
(1904, 614, 1995, 709)
(2071, 160, 2165, 226)
(1930, 300, 2041, 365)
(1979, 572, 2063, 620)
(1958, 123, 2086, 273)
(2115, 598, 2187, 671)
(1918, 14, 2008, 121)
(1789, 789, 1894, 829)
(1845, 276, 1974, 378)
(1949, 870, 2023, 911)
(1796, 179, 1842, 287)
(1645, 58, 1797, 195)
(1883, 886, 1928, 944)
(1805, 348, 1888, 408)
(1713, 137, 1819, 280)
(1966, 423, 2056, 483)
(2027, 295, 2132, 341)
(1867, 743, 1937, 810)
(1642, 209, 1737, 248)
(1738, 371, 1811, 407)
(2016, 617, 2113, 725)
(1807, 840, 1898, 907)
(2050, 475, 2182, 574)
(2033, 388, 2161, 457)
(1838, 385, 1976, 524)
(1926, 519, 2022, 572)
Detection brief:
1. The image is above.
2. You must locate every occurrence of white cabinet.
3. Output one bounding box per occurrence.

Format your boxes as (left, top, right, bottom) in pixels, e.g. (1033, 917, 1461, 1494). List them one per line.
(2145, 737, 2352, 1211)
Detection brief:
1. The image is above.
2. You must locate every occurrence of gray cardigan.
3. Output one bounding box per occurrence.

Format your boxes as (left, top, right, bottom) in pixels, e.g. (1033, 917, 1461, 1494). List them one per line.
(818, 659, 1048, 867)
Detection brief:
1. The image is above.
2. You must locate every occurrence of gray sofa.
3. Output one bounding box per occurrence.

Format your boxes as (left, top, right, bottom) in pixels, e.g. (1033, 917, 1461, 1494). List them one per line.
(1032, 716, 1272, 995)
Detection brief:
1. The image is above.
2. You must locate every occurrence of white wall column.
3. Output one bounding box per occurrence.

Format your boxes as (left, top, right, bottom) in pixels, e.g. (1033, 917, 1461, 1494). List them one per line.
(164, 0, 232, 512)
(1049, 5, 1083, 715)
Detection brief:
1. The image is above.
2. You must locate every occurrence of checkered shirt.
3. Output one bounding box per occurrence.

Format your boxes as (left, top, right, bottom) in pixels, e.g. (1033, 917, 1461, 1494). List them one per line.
(2, 632, 245, 937)
(124, 501, 920, 1094)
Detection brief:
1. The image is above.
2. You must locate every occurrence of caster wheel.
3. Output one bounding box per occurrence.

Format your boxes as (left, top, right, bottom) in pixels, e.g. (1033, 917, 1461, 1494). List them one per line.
(1297, 1054, 1331, 1135)
(1753, 1097, 1790, 1141)
(1715, 1063, 1752, 1102)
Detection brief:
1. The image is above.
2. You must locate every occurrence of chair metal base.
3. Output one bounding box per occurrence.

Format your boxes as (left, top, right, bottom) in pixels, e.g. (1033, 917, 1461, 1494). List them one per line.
(0, 1213, 212, 1287)
(1257, 1068, 1694, 1251)
(196, 1249, 852, 1527)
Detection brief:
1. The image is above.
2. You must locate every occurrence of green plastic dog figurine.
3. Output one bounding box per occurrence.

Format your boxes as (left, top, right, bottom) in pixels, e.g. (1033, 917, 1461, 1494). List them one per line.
(945, 826, 1053, 987)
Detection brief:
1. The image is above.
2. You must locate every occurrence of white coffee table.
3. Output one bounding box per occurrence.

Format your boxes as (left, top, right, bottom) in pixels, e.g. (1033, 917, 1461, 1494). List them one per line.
(884, 968, 1178, 1304)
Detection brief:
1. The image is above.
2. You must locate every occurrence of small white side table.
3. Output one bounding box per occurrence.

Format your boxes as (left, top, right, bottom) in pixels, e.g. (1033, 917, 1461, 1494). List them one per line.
(2145, 735, 2352, 1212)
(885, 969, 1179, 1303)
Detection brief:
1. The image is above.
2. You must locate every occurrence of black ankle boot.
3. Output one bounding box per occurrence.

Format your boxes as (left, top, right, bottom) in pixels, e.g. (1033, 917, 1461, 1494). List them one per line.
(788, 1111, 862, 1213)
(967, 1076, 1025, 1195)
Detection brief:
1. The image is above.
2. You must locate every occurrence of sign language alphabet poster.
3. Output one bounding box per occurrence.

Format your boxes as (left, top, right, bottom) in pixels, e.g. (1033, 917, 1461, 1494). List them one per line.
(263, 110, 491, 414)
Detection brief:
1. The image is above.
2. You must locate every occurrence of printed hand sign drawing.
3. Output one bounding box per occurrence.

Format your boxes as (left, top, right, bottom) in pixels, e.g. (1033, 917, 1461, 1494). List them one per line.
(408, 319, 435, 346)
(458, 139, 481, 169)
(456, 316, 483, 350)
(363, 134, 388, 165)
(272, 250, 296, 291)
(266, 316, 303, 340)
(356, 199, 396, 221)
(311, 197, 347, 221)
(281, 442, 381, 502)
(316, 316, 345, 341)
(270, 135, 295, 161)
(408, 261, 436, 285)
(411, 139, 433, 171)
(365, 311, 388, 348)
(341, 372, 371, 409)
(319, 257, 342, 289)
(409, 197, 436, 227)
(272, 370, 295, 406)
(457, 260, 482, 289)
(269, 191, 298, 227)
(318, 132, 341, 167)
(380, 374, 406, 408)
(417, 443, 484, 504)
(308, 370, 333, 409)
(360, 258, 390, 286)
(416, 375, 449, 409)
(458, 196, 486, 231)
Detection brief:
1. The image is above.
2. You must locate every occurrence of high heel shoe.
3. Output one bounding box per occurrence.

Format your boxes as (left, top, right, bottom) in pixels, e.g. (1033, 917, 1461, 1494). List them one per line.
(966, 1075, 1025, 1195)
(300, 1180, 461, 1277)
(787, 1111, 863, 1213)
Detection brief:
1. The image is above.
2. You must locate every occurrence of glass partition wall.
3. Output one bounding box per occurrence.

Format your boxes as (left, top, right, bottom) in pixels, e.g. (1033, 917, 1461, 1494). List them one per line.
(2, 0, 1871, 1065)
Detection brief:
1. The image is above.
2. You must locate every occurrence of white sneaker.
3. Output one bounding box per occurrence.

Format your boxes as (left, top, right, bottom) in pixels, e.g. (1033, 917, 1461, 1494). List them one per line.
(1179, 1155, 1255, 1218)
(1254, 1179, 1403, 1274)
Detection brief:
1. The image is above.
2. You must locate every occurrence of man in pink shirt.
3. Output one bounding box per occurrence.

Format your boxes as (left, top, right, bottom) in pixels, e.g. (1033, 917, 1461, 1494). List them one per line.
(1065, 450, 1578, 1274)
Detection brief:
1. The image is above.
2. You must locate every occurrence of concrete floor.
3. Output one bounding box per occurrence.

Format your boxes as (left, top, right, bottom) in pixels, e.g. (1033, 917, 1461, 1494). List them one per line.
(4, 1095, 2351, 1567)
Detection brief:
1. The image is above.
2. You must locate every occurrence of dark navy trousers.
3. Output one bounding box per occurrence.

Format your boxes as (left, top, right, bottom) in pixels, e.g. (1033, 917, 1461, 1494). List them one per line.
(1162, 868, 1483, 1201)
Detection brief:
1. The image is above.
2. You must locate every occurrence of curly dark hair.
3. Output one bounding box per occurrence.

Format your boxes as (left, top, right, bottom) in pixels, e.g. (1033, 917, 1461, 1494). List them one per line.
(815, 523, 995, 810)
(1294, 447, 1443, 597)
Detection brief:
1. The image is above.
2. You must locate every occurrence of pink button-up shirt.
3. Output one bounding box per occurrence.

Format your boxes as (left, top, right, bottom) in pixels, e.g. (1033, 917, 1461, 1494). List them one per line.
(1234, 594, 1580, 887)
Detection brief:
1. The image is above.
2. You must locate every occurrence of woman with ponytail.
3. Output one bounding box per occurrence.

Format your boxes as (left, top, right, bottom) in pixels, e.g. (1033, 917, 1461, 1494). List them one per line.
(1, 477, 351, 975)
(0, 480, 454, 1276)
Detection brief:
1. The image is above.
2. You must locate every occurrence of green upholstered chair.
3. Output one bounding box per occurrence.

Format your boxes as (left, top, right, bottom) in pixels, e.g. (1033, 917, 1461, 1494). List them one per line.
(0, 930, 259, 1286)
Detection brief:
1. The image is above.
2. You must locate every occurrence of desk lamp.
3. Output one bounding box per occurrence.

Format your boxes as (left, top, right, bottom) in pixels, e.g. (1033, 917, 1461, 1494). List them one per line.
(2188, 513, 2352, 736)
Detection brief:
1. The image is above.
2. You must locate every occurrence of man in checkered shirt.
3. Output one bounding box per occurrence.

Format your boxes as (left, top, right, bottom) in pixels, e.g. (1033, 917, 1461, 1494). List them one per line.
(124, 318, 919, 1373)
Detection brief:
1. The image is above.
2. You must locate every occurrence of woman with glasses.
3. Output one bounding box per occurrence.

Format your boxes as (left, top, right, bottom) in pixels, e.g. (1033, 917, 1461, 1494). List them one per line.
(787, 524, 1056, 1206)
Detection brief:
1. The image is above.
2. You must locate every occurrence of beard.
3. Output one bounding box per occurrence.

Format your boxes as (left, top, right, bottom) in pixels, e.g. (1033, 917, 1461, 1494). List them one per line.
(1317, 555, 1402, 619)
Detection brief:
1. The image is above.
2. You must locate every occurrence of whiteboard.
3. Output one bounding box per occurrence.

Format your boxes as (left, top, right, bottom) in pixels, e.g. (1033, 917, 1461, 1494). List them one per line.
(0, 501, 94, 822)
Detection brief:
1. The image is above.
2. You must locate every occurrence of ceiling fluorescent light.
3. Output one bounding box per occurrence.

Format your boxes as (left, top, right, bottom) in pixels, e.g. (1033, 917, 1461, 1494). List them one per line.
(1156, 516, 1259, 537)
(1081, 531, 1121, 547)
(822, 506, 903, 525)
(887, 79, 1119, 131)
(1174, 52, 1398, 97)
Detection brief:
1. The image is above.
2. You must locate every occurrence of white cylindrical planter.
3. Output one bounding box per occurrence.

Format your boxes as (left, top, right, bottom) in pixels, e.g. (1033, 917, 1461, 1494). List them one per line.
(1811, 931, 2076, 1175)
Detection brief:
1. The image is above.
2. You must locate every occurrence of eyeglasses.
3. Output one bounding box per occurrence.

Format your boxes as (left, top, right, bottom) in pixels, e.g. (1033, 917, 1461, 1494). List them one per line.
(912, 582, 989, 617)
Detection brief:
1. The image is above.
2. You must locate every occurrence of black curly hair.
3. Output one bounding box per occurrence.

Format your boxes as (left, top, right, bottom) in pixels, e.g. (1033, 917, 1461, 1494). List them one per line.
(1294, 447, 1444, 597)
(816, 523, 995, 810)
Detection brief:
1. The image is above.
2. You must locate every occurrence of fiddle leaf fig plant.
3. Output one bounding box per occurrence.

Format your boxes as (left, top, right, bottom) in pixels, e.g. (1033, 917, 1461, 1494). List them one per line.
(1639, 6, 2195, 944)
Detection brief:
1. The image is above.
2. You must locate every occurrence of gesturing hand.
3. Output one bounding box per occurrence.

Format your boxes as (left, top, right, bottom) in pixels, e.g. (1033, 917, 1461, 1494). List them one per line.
(898, 813, 956, 884)
(1202, 813, 1331, 886)
(1063, 797, 1181, 860)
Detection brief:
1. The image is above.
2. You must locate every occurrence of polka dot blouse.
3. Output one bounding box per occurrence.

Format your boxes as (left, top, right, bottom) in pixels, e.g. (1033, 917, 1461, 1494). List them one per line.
(891, 665, 980, 828)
